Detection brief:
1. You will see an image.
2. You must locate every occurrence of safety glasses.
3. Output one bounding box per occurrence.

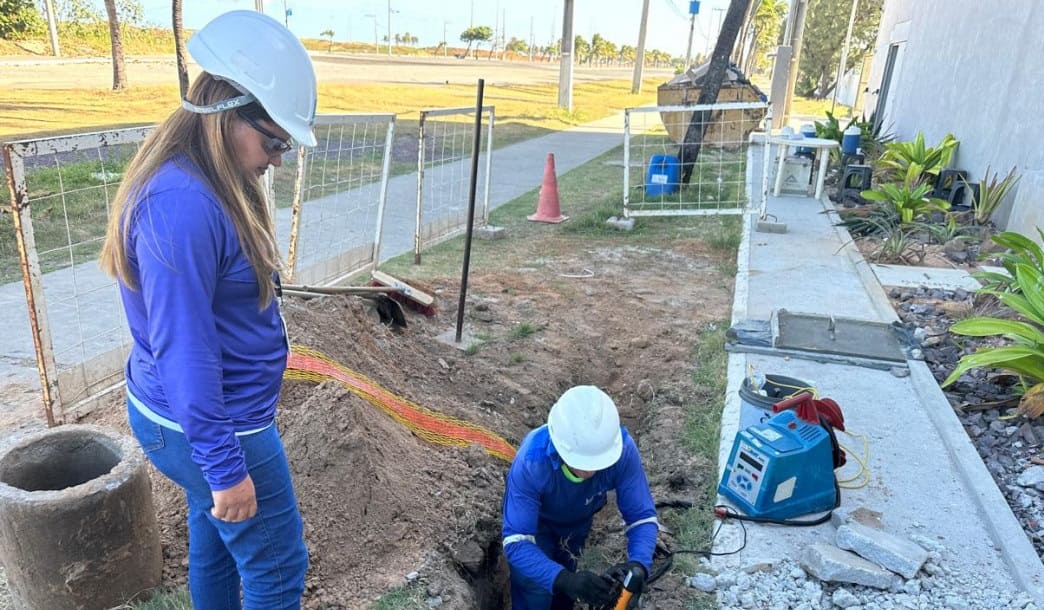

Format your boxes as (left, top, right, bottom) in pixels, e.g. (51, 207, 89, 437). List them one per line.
(239, 113, 294, 157)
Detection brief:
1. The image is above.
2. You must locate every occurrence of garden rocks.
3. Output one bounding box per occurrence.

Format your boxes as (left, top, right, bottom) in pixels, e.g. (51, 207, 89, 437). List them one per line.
(888, 285, 1044, 559)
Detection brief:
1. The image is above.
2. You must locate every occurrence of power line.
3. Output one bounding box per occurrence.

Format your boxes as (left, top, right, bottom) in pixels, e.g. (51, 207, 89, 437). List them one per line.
(660, 0, 687, 19)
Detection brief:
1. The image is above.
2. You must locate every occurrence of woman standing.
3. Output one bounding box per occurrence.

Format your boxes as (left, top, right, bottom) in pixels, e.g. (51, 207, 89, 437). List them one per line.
(100, 11, 316, 609)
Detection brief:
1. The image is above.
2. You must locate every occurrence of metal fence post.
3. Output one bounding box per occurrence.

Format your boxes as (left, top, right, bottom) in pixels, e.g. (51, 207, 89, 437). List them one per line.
(482, 107, 495, 222)
(415, 111, 427, 265)
(372, 117, 395, 268)
(286, 144, 307, 281)
(3, 143, 59, 426)
(623, 108, 632, 218)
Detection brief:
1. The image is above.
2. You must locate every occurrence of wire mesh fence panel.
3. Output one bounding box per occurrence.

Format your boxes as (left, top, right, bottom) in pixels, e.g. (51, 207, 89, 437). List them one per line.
(414, 106, 494, 262)
(274, 114, 395, 286)
(2, 126, 153, 422)
(623, 102, 768, 217)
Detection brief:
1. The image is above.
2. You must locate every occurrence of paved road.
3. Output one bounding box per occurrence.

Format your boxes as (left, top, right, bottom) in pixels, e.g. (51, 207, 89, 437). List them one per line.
(0, 52, 674, 90)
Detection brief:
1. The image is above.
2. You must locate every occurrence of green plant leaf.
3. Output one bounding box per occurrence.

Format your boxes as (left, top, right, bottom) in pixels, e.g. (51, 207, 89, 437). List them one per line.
(942, 347, 1044, 387)
(950, 317, 1044, 345)
(1015, 264, 1044, 320)
(993, 291, 1044, 327)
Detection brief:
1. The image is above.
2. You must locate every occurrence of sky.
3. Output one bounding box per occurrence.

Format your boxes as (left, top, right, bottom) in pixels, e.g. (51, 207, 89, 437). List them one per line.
(132, 0, 740, 59)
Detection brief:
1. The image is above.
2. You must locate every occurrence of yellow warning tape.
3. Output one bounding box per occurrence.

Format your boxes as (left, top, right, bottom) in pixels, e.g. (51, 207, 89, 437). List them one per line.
(284, 345, 516, 462)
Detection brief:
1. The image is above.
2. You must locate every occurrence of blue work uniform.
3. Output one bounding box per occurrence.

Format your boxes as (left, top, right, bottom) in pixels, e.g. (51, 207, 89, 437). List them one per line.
(120, 156, 289, 490)
(502, 425, 659, 610)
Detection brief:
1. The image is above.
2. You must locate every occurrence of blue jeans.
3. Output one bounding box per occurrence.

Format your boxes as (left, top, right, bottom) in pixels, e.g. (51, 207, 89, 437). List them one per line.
(128, 402, 308, 610)
(509, 523, 591, 610)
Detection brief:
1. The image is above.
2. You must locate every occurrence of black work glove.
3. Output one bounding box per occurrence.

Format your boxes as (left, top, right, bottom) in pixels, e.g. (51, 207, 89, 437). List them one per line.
(553, 569, 616, 606)
(607, 560, 648, 594)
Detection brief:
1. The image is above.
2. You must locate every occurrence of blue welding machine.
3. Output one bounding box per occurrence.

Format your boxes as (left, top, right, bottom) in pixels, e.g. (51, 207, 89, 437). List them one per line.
(718, 409, 838, 520)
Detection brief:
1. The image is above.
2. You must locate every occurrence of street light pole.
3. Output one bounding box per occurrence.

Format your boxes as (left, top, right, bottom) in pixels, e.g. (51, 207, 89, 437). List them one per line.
(387, 0, 392, 56)
(684, 12, 696, 68)
(631, 0, 651, 94)
(557, 0, 575, 110)
(832, 0, 860, 113)
(364, 13, 378, 52)
(712, 7, 725, 52)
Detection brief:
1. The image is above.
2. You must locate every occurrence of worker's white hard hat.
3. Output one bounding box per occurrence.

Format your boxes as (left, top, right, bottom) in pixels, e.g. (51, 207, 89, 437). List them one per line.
(185, 10, 317, 146)
(547, 386, 623, 471)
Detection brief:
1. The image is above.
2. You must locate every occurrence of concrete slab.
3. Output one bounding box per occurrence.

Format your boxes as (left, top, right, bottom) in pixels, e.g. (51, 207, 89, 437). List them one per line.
(716, 149, 1044, 603)
(871, 263, 983, 292)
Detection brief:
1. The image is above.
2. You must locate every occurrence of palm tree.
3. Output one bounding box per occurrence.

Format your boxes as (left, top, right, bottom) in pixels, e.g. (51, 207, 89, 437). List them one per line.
(103, 0, 127, 90)
(172, 0, 188, 98)
(321, 29, 335, 51)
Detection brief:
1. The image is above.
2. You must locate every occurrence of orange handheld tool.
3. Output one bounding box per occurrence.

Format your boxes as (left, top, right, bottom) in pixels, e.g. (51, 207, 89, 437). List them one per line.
(614, 589, 633, 610)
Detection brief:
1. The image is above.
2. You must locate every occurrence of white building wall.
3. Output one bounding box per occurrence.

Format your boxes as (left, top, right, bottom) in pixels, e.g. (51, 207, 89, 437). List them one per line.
(865, 0, 1044, 232)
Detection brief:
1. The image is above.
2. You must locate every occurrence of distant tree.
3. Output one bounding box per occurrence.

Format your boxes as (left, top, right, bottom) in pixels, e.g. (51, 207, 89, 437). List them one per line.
(573, 34, 590, 64)
(744, 0, 786, 75)
(798, 0, 882, 98)
(459, 25, 492, 58)
(0, 0, 44, 39)
(506, 36, 528, 55)
(321, 28, 335, 51)
(542, 39, 560, 62)
(54, 0, 144, 28)
(172, 0, 188, 98)
(102, 0, 127, 90)
(591, 33, 616, 66)
(619, 43, 635, 65)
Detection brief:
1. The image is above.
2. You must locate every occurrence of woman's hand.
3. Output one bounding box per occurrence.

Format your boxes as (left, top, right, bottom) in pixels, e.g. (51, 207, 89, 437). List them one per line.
(211, 475, 257, 522)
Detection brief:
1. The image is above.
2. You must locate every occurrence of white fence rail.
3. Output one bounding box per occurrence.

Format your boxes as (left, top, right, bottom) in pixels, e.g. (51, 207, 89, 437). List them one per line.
(623, 101, 768, 218)
(414, 105, 494, 263)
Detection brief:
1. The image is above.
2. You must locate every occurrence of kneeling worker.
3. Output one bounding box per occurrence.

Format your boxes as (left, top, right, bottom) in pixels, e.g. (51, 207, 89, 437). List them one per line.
(502, 385, 659, 609)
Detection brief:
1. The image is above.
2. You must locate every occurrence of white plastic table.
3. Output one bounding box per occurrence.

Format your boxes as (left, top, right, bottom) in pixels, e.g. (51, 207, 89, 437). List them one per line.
(767, 135, 840, 200)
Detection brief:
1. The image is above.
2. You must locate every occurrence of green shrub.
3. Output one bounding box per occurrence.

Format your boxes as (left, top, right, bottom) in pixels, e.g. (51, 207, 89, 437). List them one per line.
(0, 0, 45, 39)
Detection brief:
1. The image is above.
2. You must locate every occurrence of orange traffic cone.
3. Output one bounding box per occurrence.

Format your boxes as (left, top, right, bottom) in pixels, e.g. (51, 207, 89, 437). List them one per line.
(528, 153, 569, 223)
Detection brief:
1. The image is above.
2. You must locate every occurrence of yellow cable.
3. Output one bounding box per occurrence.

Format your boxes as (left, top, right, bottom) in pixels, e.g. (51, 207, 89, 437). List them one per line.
(835, 428, 871, 489)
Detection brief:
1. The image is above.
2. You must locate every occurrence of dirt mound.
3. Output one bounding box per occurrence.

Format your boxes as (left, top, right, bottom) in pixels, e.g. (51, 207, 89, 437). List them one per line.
(280, 380, 505, 608)
(81, 240, 734, 608)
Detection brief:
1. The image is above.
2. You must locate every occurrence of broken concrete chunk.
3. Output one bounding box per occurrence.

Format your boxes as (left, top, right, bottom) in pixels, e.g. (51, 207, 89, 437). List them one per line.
(1016, 465, 1044, 491)
(687, 573, 716, 592)
(836, 522, 929, 579)
(830, 505, 884, 530)
(800, 543, 899, 590)
(474, 225, 506, 240)
(605, 216, 635, 231)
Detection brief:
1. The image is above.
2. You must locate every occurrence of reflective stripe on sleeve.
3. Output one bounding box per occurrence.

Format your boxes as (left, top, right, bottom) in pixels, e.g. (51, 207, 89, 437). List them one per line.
(625, 516, 660, 533)
(502, 534, 537, 547)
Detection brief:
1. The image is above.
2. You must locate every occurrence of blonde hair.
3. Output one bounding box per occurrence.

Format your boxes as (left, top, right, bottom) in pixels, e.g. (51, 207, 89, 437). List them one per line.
(100, 73, 281, 308)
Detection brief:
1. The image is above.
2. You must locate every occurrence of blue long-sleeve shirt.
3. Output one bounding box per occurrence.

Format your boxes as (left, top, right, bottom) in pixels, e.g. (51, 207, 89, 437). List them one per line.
(119, 158, 288, 491)
(501, 425, 659, 593)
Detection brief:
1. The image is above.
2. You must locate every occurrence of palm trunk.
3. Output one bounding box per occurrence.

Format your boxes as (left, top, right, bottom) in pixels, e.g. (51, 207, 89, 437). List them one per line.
(172, 0, 188, 99)
(678, 0, 751, 184)
(104, 0, 127, 91)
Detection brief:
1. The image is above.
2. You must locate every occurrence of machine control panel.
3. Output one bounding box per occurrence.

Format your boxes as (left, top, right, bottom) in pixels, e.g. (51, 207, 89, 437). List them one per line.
(724, 441, 767, 504)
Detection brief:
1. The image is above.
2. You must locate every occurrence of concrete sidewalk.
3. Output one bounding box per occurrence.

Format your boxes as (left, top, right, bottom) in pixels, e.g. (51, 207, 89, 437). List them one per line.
(712, 147, 1044, 603)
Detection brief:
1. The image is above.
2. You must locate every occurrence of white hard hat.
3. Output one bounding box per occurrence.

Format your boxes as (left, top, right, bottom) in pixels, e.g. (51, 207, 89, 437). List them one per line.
(185, 10, 317, 146)
(547, 386, 623, 471)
